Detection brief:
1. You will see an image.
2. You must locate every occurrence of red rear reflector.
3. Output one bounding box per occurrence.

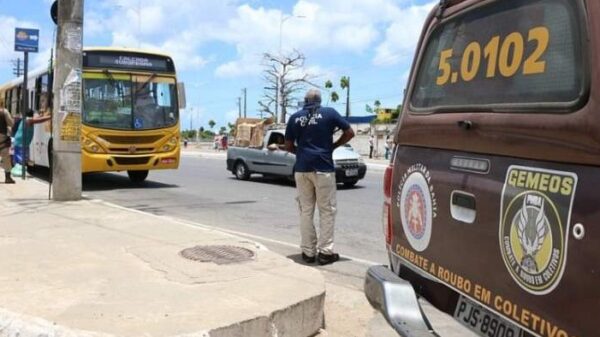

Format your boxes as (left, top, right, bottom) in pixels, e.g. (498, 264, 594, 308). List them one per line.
(383, 202, 392, 245)
(383, 165, 393, 201)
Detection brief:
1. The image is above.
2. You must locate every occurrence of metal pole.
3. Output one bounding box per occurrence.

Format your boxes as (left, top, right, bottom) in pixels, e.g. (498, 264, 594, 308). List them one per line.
(21, 52, 28, 180)
(346, 76, 351, 118)
(243, 88, 247, 118)
(237, 97, 241, 118)
(274, 80, 279, 122)
(137, 0, 141, 48)
(51, 0, 83, 201)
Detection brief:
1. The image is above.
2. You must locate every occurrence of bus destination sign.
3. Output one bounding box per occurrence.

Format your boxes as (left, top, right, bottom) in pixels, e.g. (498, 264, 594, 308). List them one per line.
(84, 52, 174, 73)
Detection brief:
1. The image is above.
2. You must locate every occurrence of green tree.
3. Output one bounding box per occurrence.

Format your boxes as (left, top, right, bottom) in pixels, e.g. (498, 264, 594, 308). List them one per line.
(325, 77, 351, 117)
(208, 120, 216, 130)
(392, 104, 402, 120)
(219, 126, 227, 135)
(331, 91, 340, 103)
(374, 100, 382, 112)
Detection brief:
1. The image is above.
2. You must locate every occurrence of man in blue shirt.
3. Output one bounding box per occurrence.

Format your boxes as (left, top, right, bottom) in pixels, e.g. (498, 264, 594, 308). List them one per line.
(285, 89, 355, 265)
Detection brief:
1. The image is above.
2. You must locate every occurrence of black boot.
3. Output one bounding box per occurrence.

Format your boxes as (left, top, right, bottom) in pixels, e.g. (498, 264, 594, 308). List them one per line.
(5, 172, 15, 184)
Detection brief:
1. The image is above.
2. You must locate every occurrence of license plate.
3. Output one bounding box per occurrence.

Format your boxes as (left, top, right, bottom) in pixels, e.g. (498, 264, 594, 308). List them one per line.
(454, 296, 523, 337)
(345, 169, 358, 176)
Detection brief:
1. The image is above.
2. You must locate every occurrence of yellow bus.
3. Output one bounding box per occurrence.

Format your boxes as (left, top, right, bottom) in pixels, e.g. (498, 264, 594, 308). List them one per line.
(0, 47, 185, 183)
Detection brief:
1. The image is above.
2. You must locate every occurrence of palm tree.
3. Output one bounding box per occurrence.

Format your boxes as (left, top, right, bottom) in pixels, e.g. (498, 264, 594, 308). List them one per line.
(325, 77, 351, 117)
(208, 120, 216, 130)
(340, 76, 350, 117)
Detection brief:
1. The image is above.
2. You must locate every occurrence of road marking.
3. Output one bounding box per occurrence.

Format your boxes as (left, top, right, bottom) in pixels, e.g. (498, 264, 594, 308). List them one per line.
(95, 198, 380, 267)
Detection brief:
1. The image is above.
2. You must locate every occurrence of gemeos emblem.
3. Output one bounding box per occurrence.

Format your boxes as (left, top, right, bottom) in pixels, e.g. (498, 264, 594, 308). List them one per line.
(398, 163, 437, 252)
(499, 166, 577, 295)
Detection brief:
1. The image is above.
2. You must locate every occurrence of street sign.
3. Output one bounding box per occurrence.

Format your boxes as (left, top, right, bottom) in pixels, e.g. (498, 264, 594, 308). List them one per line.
(14, 28, 39, 53)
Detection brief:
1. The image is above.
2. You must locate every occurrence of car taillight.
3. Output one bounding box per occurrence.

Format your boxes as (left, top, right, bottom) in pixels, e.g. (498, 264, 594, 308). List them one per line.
(383, 165, 393, 201)
(383, 164, 394, 245)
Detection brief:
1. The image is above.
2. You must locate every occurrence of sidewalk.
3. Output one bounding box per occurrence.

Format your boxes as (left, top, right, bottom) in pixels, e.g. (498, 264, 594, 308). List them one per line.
(0, 179, 325, 337)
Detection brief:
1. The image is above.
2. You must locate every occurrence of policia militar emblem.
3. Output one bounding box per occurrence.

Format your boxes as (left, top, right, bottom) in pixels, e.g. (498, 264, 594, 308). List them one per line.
(499, 166, 577, 295)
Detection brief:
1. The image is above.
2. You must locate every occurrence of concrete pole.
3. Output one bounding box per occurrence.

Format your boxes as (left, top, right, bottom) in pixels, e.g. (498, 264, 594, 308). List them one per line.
(51, 0, 83, 201)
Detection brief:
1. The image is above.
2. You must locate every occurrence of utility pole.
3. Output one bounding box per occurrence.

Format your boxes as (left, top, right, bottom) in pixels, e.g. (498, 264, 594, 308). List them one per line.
(12, 59, 23, 77)
(51, 0, 83, 201)
(242, 88, 247, 118)
(237, 97, 242, 118)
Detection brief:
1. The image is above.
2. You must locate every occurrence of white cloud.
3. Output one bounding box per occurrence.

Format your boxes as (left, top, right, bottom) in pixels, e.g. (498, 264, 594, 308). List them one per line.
(211, 0, 434, 78)
(304, 65, 336, 83)
(373, 2, 436, 66)
(84, 0, 234, 71)
(215, 58, 260, 78)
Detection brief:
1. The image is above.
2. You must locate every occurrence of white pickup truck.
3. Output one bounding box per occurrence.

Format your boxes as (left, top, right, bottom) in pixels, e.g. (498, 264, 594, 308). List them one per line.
(226, 128, 367, 187)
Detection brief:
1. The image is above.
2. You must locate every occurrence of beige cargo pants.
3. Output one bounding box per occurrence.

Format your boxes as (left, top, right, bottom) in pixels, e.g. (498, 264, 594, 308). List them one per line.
(0, 136, 10, 173)
(294, 171, 337, 256)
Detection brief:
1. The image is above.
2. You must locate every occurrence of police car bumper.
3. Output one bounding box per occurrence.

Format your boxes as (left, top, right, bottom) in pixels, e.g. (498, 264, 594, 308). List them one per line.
(365, 265, 439, 337)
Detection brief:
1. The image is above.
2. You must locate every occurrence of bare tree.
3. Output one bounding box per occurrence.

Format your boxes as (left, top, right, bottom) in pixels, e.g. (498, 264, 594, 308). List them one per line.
(259, 50, 318, 123)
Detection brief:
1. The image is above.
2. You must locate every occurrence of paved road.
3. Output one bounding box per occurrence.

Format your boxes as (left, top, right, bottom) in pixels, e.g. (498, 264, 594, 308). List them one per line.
(83, 153, 389, 265)
(31, 154, 472, 336)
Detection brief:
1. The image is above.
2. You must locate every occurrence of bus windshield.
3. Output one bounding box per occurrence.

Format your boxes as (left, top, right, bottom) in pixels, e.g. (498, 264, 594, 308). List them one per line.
(83, 73, 179, 130)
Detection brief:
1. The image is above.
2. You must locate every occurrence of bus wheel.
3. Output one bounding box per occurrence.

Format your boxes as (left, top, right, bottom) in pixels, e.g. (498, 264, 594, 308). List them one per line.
(128, 170, 149, 184)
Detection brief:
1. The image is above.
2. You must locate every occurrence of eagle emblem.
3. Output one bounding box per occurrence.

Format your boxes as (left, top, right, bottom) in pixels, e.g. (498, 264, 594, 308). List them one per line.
(516, 197, 548, 273)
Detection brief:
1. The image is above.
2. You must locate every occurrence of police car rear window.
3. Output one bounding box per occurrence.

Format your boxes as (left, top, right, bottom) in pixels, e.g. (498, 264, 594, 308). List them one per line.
(410, 0, 586, 112)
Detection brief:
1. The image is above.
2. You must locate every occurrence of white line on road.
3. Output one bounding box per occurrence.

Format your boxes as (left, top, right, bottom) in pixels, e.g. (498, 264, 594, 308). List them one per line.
(94, 198, 381, 267)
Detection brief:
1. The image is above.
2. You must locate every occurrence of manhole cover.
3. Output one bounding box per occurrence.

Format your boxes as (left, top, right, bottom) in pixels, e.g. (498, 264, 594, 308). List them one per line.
(180, 245, 255, 265)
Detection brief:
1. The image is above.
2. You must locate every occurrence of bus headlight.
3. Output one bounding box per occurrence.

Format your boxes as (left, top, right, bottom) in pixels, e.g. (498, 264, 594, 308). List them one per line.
(82, 137, 105, 153)
(160, 137, 178, 152)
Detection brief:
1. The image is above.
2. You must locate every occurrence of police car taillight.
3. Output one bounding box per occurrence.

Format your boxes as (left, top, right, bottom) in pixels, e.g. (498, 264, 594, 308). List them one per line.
(383, 165, 393, 201)
(383, 165, 393, 245)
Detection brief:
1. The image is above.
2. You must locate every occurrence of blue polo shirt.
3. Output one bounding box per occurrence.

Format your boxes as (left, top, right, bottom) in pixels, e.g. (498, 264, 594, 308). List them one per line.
(285, 105, 350, 172)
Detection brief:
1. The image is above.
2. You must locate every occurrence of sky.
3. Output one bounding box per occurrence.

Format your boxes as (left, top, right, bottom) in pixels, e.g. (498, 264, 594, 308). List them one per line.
(0, 0, 435, 131)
